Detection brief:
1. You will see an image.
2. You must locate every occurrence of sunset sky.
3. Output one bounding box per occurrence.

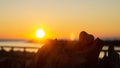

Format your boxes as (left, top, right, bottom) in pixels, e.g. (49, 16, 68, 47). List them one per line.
(0, 0, 120, 40)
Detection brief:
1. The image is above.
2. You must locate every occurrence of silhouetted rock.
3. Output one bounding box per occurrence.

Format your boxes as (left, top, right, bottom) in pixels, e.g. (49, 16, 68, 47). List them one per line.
(30, 31, 103, 68)
(79, 31, 94, 46)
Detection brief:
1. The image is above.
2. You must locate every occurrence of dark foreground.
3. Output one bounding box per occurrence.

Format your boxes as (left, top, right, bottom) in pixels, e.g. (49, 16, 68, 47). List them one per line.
(0, 31, 120, 68)
(0, 42, 120, 68)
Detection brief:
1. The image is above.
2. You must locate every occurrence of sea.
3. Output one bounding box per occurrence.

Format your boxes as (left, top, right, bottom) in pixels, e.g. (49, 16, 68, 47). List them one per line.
(0, 40, 43, 52)
(0, 40, 119, 58)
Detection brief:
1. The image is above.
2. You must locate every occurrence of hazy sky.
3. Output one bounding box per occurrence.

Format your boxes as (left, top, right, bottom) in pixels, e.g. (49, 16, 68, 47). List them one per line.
(0, 0, 120, 39)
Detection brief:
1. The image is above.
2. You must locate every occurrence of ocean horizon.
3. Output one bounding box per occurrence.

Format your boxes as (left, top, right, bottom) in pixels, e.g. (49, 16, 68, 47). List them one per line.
(0, 40, 43, 52)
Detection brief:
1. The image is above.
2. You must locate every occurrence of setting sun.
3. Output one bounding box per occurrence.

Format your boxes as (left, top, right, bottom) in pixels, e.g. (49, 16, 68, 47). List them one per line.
(36, 29, 45, 38)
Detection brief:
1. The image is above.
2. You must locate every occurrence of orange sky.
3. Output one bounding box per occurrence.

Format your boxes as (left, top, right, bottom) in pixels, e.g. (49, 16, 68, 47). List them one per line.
(0, 0, 120, 40)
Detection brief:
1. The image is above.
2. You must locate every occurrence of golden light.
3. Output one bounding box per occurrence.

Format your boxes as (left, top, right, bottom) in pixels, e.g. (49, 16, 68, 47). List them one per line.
(70, 33, 75, 40)
(36, 29, 45, 38)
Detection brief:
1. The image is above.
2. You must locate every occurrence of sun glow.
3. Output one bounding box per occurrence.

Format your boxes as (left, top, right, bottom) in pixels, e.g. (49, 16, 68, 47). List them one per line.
(70, 33, 75, 40)
(36, 29, 45, 38)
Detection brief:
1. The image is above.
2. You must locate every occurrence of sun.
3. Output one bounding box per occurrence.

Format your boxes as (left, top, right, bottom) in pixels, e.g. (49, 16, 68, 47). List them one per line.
(36, 29, 45, 38)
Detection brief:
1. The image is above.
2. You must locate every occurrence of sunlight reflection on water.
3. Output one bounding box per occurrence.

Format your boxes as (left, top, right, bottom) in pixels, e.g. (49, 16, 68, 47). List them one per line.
(0, 41, 43, 52)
